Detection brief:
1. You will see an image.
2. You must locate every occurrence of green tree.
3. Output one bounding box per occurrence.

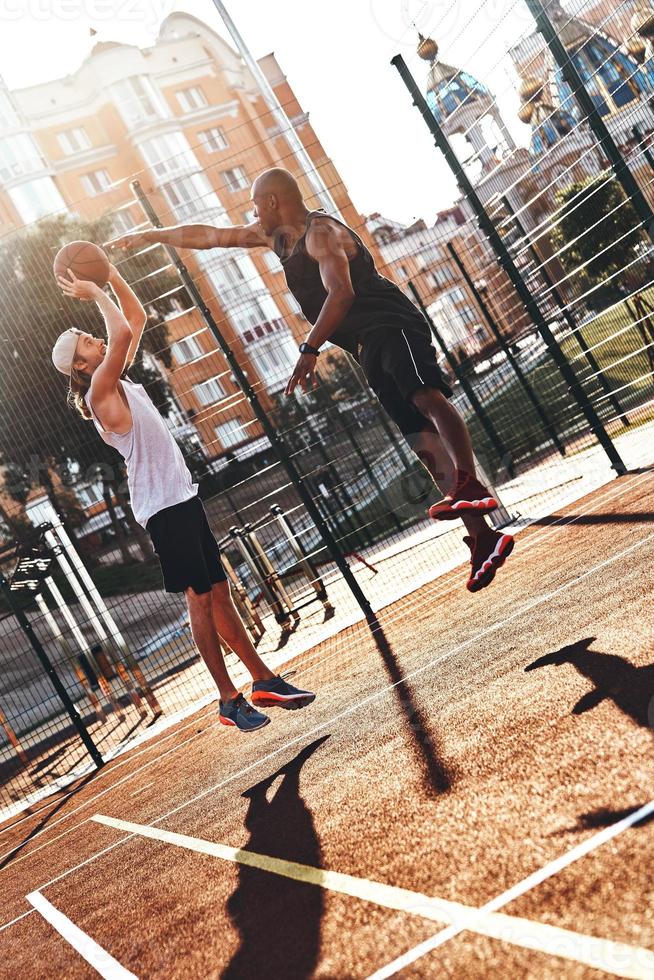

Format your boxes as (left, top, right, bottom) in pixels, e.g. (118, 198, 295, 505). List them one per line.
(550, 175, 646, 311)
(0, 213, 180, 556)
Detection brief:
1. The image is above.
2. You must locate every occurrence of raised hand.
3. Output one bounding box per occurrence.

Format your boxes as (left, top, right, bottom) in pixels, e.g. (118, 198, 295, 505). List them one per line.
(57, 269, 102, 303)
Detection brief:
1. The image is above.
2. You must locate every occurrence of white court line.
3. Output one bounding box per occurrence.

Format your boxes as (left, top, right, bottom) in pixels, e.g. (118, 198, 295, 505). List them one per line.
(366, 798, 654, 980)
(26, 891, 137, 980)
(24, 523, 654, 906)
(2, 468, 650, 874)
(91, 815, 654, 980)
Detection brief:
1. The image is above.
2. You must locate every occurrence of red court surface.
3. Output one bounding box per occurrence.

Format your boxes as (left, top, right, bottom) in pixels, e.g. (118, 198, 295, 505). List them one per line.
(0, 470, 653, 979)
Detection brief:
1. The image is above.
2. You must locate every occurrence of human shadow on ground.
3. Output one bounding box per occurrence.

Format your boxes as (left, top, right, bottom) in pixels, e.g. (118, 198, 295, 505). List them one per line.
(222, 736, 329, 980)
(525, 637, 654, 729)
(370, 619, 453, 796)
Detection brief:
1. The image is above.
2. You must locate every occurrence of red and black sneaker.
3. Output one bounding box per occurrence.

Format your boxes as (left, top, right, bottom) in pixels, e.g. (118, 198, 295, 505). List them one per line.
(429, 470, 498, 521)
(464, 529, 514, 593)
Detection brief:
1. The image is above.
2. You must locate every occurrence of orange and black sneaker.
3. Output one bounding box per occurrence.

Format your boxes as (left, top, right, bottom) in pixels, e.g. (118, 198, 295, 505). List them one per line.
(464, 529, 514, 593)
(429, 470, 498, 521)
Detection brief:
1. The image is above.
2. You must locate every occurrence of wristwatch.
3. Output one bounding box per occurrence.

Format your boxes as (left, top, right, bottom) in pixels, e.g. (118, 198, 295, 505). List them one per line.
(299, 341, 321, 357)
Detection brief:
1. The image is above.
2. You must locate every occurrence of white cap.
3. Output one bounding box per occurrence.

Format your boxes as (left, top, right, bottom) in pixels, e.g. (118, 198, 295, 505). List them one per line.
(52, 328, 83, 377)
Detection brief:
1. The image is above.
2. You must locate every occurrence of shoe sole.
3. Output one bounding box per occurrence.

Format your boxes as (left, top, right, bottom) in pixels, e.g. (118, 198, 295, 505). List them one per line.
(219, 715, 271, 731)
(251, 692, 316, 710)
(467, 535, 515, 593)
(430, 498, 498, 521)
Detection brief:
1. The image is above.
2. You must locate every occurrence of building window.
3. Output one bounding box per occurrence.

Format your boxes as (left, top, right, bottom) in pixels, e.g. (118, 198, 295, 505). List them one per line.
(76, 483, 104, 508)
(140, 132, 197, 178)
(284, 292, 302, 315)
(8, 176, 66, 223)
(264, 252, 280, 272)
(398, 264, 408, 279)
(57, 128, 91, 155)
(161, 173, 225, 221)
(215, 417, 246, 449)
(111, 209, 137, 235)
(172, 335, 204, 364)
(222, 166, 248, 192)
(177, 87, 208, 113)
(198, 126, 228, 153)
(193, 375, 225, 406)
(113, 76, 167, 127)
(81, 169, 112, 196)
(446, 286, 466, 304)
(459, 306, 478, 325)
(0, 90, 18, 128)
(0, 133, 43, 181)
(431, 266, 453, 289)
(243, 208, 256, 224)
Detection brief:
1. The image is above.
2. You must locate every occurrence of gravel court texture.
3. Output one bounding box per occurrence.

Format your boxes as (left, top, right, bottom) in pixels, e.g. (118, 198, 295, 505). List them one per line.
(0, 470, 653, 978)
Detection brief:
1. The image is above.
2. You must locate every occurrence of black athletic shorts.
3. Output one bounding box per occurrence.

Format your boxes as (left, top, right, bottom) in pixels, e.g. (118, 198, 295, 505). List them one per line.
(146, 495, 227, 595)
(358, 322, 453, 442)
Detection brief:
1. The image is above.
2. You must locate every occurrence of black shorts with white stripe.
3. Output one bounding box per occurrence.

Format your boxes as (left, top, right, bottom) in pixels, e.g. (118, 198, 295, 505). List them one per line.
(357, 321, 454, 441)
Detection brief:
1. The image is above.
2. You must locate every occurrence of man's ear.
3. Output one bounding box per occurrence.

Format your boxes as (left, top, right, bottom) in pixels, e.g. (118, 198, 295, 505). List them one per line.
(72, 357, 86, 374)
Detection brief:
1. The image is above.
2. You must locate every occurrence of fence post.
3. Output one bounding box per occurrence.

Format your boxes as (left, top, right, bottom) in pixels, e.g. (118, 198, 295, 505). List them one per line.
(391, 55, 626, 476)
(447, 242, 566, 456)
(131, 180, 377, 624)
(524, 0, 654, 246)
(0, 570, 104, 771)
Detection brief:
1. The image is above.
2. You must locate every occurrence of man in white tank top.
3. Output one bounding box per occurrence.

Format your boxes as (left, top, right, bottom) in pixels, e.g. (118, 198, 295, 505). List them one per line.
(52, 262, 315, 732)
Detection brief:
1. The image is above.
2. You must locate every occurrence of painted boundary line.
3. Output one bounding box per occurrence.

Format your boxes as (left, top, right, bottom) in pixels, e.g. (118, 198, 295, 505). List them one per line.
(13, 520, 654, 917)
(26, 891, 137, 979)
(366, 798, 654, 979)
(91, 815, 654, 980)
(1, 468, 650, 867)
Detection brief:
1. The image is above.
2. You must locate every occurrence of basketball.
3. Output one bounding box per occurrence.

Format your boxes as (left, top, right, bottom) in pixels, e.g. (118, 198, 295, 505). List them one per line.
(53, 241, 110, 287)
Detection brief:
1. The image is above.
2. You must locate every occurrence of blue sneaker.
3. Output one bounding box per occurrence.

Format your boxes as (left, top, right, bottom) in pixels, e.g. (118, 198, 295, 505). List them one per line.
(251, 675, 316, 710)
(219, 693, 270, 732)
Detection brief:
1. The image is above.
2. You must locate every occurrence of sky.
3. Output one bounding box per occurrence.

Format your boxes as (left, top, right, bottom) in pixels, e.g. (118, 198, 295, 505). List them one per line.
(0, 0, 539, 223)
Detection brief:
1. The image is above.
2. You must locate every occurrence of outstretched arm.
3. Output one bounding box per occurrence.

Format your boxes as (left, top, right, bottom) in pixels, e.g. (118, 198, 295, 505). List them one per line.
(108, 221, 270, 253)
(107, 264, 146, 371)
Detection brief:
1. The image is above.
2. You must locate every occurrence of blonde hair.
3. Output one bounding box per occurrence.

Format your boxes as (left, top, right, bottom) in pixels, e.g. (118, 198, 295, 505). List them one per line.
(69, 364, 93, 420)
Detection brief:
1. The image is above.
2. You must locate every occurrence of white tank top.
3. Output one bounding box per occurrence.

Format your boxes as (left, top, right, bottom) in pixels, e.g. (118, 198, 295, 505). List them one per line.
(86, 379, 197, 528)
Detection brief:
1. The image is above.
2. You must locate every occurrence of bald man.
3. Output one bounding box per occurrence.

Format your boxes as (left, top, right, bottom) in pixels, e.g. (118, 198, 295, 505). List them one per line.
(111, 168, 514, 593)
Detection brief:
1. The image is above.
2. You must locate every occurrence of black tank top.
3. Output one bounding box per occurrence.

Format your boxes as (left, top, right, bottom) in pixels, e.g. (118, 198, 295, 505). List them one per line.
(273, 211, 426, 354)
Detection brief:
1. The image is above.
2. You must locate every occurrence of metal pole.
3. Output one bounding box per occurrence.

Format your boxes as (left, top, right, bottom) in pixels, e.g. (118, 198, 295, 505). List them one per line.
(209, 0, 340, 217)
(0, 570, 104, 770)
(229, 527, 291, 627)
(133, 180, 376, 624)
(632, 125, 654, 176)
(448, 242, 566, 456)
(392, 55, 626, 476)
(407, 280, 513, 477)
(500, 195, 630, 426)
(47, 524, 161, 715)
(270, 505, 332, 609)
(524, 0, 654, 245)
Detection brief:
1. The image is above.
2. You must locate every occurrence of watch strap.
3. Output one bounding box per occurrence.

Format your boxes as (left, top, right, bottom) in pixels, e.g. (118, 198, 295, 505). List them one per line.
(299, 341, 321, 356)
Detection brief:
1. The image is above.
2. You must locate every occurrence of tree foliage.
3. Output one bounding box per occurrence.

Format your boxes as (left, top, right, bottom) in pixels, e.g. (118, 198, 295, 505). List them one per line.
(550, 175, 647, 310)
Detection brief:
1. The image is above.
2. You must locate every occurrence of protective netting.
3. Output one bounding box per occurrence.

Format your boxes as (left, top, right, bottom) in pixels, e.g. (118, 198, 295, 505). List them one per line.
(1, 0, 653, 815)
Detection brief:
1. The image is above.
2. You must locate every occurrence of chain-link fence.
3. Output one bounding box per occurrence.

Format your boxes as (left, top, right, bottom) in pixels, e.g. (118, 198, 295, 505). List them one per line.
(1, 0, 653, 817)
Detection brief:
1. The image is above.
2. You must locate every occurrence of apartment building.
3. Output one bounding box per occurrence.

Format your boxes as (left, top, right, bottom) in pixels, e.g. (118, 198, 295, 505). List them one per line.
(0, 11, 380, 463)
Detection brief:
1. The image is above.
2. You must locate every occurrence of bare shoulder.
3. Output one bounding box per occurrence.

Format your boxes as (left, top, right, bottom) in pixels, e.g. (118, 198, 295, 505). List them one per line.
(306, 216, 358, 260)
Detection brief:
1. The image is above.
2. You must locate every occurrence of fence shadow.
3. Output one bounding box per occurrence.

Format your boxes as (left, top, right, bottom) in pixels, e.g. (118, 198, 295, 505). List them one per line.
(222, 736, 329, 980)
(369, 617, 453, 797)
